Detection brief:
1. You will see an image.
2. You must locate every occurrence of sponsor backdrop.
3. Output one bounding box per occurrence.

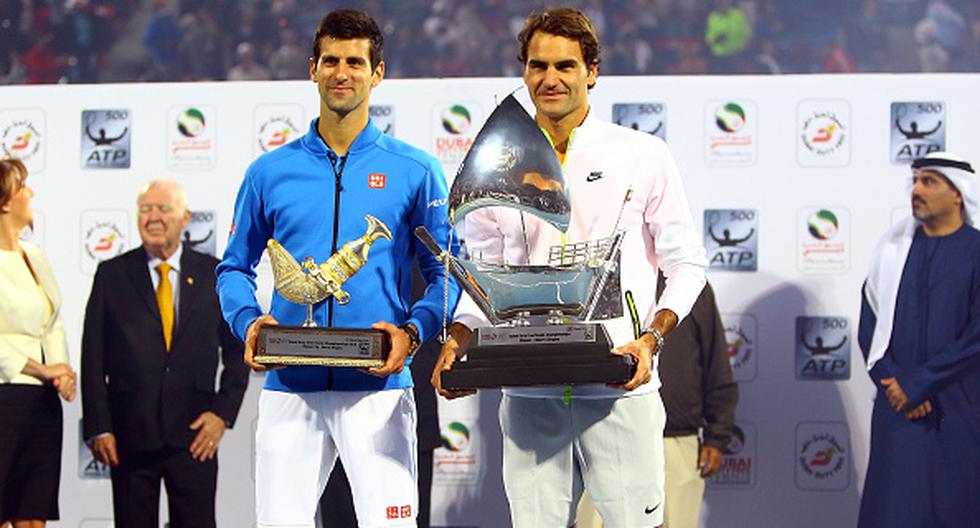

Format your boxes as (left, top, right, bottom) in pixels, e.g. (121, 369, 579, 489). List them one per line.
(0, 73, 975, 527)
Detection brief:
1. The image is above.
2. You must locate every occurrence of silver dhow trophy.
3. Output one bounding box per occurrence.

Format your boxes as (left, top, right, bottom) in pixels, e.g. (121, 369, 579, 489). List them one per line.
(255, 214, 393, 367)
(415, 95, 635, 389)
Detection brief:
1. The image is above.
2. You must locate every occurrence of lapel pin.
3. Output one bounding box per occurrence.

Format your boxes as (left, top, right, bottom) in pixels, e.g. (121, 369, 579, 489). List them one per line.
(186, 276, 194, 286)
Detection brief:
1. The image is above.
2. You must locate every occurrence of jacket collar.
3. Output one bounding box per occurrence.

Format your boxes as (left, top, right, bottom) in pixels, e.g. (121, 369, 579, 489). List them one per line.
(301, 117, 382, 157)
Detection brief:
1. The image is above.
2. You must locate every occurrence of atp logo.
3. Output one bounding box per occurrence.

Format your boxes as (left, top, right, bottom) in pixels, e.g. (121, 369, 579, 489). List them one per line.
(81, 109, 131, 168)
(795, 316, 850, 380)
(891, 102, 945, 164)
(705, 209, 758, 271)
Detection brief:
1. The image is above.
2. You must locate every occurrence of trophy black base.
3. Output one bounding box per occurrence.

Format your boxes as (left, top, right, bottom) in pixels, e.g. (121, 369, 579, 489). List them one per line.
(255, 326, 389, 367)
(441, 324, 636, 389)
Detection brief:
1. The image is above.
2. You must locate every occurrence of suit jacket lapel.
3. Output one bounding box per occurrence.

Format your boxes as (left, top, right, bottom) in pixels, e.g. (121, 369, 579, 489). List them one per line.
(126, 247, 161, 320)
(173, 249, 202, 346)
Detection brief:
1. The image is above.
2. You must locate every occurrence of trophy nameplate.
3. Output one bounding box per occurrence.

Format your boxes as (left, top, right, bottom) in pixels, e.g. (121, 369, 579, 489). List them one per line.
(255, 326, 389, 367)
(441, 323, 635, 389)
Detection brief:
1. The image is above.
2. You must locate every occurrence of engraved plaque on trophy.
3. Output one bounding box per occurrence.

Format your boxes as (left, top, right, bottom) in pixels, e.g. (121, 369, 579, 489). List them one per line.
(254, 214, 392, 367)
(415, 95, 636, 389)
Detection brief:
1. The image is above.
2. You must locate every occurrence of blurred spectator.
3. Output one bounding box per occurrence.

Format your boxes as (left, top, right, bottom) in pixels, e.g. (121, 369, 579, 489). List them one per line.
(178, 8, 224, 80)
(268, 27, 307, 80)
(705, 0, 752, 72)
(143, 0, 181, 80)
(926, 0, 968, 54)
(669, 41, 709, 74)
(824, 31, 855, 73)
(22, 33, 60, 84)
(966, 15, 980, 71)
(849, 0, 887, 71)
(0, 0, 977, 84)
(0, 51, 29, 84)
(754, 39, 781, 73)
(227, 42, 270, 81)
(754, 1, 786, 45)
(914, 18, 951, 72)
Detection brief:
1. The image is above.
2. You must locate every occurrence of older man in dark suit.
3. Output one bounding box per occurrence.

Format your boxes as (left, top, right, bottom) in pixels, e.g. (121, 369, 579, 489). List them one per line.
(81, 179, 248, 527)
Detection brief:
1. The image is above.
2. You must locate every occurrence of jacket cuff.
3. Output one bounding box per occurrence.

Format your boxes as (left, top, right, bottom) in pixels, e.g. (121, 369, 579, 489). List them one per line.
(232, 308, 263, 343)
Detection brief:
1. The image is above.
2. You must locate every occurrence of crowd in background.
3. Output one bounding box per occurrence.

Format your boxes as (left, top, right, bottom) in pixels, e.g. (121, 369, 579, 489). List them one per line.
(2, 0, 979, 85)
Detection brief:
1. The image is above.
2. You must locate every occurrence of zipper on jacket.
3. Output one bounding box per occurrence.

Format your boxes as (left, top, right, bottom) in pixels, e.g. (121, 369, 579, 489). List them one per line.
(326, 151, 347, 390)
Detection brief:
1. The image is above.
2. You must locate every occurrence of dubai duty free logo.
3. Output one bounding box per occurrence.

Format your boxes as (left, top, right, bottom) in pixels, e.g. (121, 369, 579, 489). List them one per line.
(797, 100, 850, 167)
(722, 313, 757, 382)
(796, 422, 850, 490)
(80, 210, 129, 274)
(253, 103, 304, 158)
(0, 109, 46, 172)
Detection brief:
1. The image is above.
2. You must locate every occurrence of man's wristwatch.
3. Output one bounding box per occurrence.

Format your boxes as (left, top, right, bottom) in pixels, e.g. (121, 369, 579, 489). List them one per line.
(641, 326, 665, 356)
(399, 323, 421, 357)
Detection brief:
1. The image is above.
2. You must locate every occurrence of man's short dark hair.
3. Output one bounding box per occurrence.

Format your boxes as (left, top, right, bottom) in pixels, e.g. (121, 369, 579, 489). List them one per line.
(312, 9, 384, 70)
(517, 8, 601, 69)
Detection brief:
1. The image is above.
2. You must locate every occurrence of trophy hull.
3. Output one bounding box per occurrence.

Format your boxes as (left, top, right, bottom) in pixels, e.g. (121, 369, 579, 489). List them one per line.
(256, 326, 389, 367)
(441, 324, 635, 389)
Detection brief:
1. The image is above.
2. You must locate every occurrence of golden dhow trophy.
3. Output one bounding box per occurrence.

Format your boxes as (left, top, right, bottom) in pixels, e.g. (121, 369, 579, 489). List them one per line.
(255, 214, 393, 367)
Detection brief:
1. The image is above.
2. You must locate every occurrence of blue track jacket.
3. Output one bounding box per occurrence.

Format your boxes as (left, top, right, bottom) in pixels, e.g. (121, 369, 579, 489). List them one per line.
(217, 118, 460, 392)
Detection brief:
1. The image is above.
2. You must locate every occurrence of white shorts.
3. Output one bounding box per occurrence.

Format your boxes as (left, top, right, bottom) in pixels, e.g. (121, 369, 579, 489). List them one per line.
(500, 392, 666, 528)
(255, 389, 418, 528)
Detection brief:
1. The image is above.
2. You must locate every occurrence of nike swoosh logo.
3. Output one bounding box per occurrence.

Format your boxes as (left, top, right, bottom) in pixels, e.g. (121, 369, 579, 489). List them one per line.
(644, 504, 661, 515)
(586, 171, 603, 182)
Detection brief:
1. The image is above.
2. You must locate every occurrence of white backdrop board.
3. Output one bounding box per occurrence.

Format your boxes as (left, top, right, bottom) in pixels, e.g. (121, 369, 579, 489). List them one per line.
(1, 73, 976, 527)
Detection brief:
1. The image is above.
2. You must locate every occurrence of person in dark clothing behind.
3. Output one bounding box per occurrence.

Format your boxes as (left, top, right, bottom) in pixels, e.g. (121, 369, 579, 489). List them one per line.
(656, 272, 738, 528)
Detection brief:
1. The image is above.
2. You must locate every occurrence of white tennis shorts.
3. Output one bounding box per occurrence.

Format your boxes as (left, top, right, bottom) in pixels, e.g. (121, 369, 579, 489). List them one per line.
(500, 391, 667, 527)
(255, 388, 418, 528)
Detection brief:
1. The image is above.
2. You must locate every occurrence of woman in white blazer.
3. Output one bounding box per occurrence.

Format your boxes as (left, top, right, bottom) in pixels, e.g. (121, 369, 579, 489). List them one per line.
(0, 158, 76, 528)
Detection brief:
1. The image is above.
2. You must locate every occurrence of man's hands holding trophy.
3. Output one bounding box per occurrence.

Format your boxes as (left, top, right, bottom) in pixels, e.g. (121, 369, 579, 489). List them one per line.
(433, 309, 678, 396)
(432, 322, 477, 399)
(245, 315, 418, 377)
